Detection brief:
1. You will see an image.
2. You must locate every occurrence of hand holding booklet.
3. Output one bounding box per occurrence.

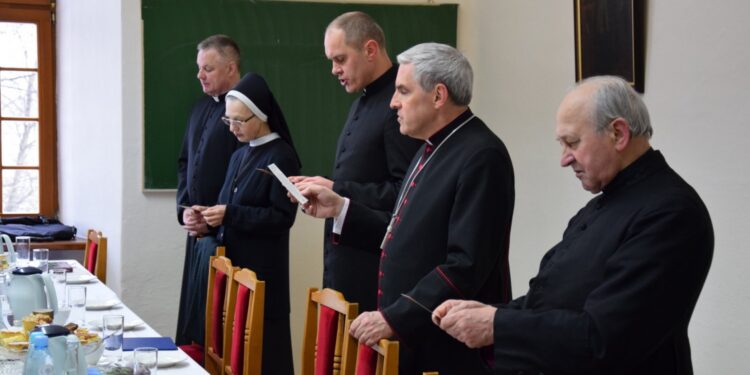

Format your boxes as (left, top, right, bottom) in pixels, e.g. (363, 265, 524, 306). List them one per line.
(268, 163, 308, 205)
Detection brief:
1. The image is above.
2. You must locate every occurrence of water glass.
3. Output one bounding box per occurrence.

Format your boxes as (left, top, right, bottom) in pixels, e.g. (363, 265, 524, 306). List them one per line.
(133, 347, 158, 375)
(32, 248, 49, 272)
(102, 314, 124, 365)
(67, 285, 87, 325)
(14, 236, 31, 266)
(51, 269, 67, 306)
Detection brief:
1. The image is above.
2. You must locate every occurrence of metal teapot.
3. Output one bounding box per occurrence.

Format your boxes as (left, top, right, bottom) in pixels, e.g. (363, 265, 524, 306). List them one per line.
(6, 266, 58, 318)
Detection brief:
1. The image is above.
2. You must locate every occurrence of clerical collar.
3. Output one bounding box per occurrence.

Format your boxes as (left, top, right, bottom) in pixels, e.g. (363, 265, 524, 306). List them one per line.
(602, 148, 661, 195)
(426, 109, 474, 147)
(211, 92, 228, 103)
(363, 64, 398, 97)
(249, 132, 280, 147)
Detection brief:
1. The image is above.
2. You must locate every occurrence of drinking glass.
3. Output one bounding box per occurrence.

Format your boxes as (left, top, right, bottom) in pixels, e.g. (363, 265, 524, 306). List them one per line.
(51, 269, 67, 307)
(133, 347, 158, 375)
(32, 248, 49, 272)
(14, 236, 31, 267)
(67, 285, 87, 325)
(102, 314, 124, 365)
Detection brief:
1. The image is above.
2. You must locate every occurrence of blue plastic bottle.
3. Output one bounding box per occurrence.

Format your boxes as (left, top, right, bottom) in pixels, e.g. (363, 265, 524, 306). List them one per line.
(23, 333, 55, 375)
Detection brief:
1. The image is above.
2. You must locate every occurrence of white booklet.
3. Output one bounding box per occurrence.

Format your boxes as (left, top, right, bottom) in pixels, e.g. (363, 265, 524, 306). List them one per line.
(268, 163, 308, 205)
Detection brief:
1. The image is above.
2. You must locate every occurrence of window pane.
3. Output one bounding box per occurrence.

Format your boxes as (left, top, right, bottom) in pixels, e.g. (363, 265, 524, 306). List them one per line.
(0, 22, 38, 69)
(2, 169, 39, 214)
(2, 120, 39, 166)
(0, 71, 38, 118)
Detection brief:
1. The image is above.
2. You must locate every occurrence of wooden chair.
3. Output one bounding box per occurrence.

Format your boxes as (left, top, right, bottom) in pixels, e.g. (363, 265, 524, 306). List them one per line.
(223, 268, 266, 375)
(301, 288, 359, 375)
(202, 247, 237, 375)
(83, 229, 107, 283)
(354, 339, 398, 375)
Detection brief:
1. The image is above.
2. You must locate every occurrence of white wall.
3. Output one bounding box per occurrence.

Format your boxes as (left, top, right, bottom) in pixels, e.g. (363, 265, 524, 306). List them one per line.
(55, 0, 749, 373)
(466, 1, 750, 373)
(56, 0, 123, 293)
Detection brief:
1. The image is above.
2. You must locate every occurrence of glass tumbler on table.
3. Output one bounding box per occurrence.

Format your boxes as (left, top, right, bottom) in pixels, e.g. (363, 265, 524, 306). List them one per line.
(102, 314, 125, 366)
(51, 268, 68, 307)
(67, 285, 87, 325)
(32, 248, 49, 272)
(14, 236, 31, 267)
(133, 347, 158, 375)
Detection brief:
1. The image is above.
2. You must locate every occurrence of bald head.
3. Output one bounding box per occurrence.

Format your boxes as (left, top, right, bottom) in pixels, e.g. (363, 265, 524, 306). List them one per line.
(556, 76, 652, 193)
(573, 76, 653, 138)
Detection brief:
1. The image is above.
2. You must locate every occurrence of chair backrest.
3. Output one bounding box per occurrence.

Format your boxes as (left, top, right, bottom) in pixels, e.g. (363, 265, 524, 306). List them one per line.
(223, 268, 265, 375)
(301, 288, 358, 375)
(354, 339, 398, 375)
(83, 229, 107, 283)
(204, 247, 235, 375)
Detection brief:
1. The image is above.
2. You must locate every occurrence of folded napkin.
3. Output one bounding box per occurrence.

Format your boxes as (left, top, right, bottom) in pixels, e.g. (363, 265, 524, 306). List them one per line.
(122, 337, 177, 351)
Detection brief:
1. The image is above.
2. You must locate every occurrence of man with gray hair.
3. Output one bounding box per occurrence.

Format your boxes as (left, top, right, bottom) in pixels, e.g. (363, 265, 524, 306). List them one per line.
(433, 76, 713, 374)
(295, 42, 515, 374)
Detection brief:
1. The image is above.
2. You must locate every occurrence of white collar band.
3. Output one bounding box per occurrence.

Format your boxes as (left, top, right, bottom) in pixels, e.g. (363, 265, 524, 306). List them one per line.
(249, 132, 280, 147)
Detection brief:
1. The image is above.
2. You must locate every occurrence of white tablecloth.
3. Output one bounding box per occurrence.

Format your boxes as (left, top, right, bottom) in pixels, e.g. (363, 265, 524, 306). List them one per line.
(2, 261, 208, 374)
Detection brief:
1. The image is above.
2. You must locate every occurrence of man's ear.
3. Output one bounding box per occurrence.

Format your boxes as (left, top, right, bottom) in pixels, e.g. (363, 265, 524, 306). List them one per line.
(611, 118, 631, 151)
(434, 84, 449, 108)
(228, 60, 238, 75)
(364, 39, 379, 60)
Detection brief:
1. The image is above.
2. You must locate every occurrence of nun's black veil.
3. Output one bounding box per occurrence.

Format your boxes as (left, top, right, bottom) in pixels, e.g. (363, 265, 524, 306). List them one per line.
(229, 73, 301, 167)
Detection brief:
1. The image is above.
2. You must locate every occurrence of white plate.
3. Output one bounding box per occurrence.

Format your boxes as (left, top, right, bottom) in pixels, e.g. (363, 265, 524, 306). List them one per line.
(157, 351, 188, 368)
(87, 318, 144, 331)
(124, 350, 188, 368)
(66, 275, 96, 284)
(85, 299, 120, 310)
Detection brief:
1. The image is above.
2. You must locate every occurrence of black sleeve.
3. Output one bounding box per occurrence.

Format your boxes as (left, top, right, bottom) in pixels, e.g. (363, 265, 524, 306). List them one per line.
(492, 200, 713, 374)
(176, 117, 192, 225)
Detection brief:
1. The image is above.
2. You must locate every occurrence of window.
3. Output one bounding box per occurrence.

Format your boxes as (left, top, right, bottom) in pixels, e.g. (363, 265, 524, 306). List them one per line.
(0, 0, 56, 216)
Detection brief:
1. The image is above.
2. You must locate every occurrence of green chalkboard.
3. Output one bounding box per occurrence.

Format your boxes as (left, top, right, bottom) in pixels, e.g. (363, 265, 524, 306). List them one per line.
(142, 0, 457, 189)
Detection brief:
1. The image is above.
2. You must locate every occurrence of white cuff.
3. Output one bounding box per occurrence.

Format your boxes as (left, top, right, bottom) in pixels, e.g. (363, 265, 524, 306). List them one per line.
(332, 198, 350, 235)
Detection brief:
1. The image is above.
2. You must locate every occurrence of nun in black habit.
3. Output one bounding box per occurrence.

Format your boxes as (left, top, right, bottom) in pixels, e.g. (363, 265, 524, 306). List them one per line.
(196, 72, 301, 375)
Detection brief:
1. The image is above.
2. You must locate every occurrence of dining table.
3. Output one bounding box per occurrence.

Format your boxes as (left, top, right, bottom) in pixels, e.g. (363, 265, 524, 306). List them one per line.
(0, 260, 209, 374)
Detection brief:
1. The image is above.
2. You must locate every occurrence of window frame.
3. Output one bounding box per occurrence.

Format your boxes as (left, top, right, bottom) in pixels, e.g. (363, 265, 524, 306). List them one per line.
(0, 0, 57, 217)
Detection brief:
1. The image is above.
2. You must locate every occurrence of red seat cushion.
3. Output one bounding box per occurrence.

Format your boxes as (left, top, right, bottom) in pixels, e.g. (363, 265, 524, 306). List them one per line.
(315, 305, 339, 375)
(179, 343, 204, 365)
(86, 242, 98, 274)
(210, 270, 228, 355)
(230, 285, 251, 375)
(355, 343, 377, 375)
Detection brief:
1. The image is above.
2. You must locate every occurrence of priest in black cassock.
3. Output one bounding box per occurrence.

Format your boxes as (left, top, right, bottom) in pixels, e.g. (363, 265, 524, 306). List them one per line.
(433, 76, 714, 375)
(194, 72, 301, 375)
(175, 35, 242, 346)
(290, 11, 421, 314)
(295, 43, 515, 375)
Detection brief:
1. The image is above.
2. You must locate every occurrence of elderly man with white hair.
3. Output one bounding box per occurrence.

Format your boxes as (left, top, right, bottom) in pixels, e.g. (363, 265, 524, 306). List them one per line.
(433, 76, 714, 375)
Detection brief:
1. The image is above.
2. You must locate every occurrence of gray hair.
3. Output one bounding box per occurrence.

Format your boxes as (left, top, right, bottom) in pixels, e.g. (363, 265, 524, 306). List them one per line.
(197, 34, 241, 67)
(327, 11, 387, 51)
(397, 43, 473, 106)
(580, 75, 653, 138)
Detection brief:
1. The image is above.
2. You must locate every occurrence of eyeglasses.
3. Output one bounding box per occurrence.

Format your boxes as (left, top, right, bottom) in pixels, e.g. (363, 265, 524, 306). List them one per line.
(221, 114, 255, 127)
